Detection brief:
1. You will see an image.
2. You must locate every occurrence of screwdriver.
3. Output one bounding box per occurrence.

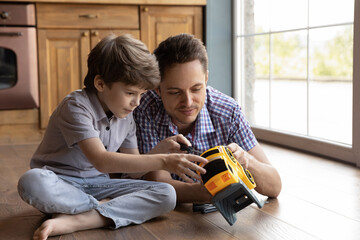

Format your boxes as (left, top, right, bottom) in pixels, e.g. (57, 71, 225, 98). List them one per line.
(178, 142, 203, 155)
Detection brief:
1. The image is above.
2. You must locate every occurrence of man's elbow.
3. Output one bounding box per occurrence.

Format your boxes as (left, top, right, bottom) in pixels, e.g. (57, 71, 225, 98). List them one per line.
(266, 178, 282, 198)
(270, 183, 282, 198)
(256, 177, 282, 198)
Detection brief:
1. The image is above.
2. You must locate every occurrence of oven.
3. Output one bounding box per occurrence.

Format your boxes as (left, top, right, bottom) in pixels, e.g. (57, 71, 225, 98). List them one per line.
(0, 3, 38, 110)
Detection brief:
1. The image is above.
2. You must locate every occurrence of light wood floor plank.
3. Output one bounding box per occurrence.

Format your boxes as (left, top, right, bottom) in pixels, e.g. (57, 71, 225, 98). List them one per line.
(204, 204, 319, 240)
(143, 204, 240, 240)
(0, 125, 359, 239)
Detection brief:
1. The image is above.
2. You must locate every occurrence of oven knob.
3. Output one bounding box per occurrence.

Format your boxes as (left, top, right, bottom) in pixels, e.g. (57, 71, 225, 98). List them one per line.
(0, 11, 9, 20)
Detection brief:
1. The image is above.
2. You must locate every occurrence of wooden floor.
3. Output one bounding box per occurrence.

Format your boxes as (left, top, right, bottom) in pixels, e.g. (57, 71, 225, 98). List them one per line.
(0, 124, 360, 240)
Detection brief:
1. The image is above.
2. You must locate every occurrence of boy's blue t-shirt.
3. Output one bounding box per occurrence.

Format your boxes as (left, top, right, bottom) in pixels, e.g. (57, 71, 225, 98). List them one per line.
(30, 88, 138, 178)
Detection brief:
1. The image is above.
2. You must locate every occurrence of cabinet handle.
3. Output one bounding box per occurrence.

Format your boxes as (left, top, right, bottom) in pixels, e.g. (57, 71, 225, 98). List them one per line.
(0, 32, 22, 37)
(142, 7, 149, 12)
(82, 32, 89, 37)
(92, 31, 99, 36)
(0, 11, 9, 19)
(79, 14, 98, 19)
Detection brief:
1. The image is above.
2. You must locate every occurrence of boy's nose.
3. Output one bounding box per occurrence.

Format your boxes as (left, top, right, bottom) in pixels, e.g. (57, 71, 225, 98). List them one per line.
(133, 95, 141, 106)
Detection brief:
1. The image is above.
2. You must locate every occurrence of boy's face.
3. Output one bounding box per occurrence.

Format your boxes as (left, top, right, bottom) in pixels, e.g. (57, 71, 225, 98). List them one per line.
(156, 60, 208, 132)
(95, 78, 146, 119)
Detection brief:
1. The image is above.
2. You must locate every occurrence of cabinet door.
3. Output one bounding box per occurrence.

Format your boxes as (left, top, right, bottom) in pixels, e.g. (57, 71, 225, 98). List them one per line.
(38, 29, 90, 128)
(140, 6, 203, 53)
(90, 30, 141, 49)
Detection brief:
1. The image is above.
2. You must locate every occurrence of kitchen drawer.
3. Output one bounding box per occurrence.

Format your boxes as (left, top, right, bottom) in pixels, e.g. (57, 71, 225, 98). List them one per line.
(37, 3, 139, 29)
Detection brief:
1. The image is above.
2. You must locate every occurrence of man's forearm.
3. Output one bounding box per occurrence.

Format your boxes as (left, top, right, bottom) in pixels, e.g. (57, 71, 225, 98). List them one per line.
(246, 152, 282, 198)
(144, 171, 212, 203)
(167, 180, 211, 203)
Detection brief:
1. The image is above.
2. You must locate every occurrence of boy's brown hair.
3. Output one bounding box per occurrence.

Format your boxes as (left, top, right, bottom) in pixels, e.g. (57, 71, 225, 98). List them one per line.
(153, 33, 208, 79)
(84, 34, 160, 92)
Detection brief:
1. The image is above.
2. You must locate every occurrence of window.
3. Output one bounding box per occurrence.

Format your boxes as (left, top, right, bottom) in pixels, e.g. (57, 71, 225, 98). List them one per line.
(234, 0, 360, 166)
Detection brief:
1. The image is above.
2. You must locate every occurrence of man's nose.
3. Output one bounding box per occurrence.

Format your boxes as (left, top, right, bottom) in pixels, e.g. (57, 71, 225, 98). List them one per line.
(182, 92, 193, 106)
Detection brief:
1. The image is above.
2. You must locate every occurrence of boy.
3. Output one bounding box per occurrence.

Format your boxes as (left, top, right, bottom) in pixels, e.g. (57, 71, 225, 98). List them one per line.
(17, 34, 207, 240)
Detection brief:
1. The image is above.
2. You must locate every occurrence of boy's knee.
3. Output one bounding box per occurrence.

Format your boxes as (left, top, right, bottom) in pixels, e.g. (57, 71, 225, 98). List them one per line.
(157, 183, 177, 212)
(18, 169, 58, 202)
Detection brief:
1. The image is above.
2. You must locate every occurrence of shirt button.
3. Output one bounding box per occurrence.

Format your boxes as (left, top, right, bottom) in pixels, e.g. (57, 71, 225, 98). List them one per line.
(106, 126, 110, 131)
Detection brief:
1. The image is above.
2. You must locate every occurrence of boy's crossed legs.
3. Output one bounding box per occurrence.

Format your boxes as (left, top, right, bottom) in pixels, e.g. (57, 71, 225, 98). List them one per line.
(18, 168, 176, 239)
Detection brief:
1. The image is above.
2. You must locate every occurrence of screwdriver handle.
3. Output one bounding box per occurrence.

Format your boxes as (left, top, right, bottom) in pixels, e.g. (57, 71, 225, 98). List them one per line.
(179, 142, 191, 153)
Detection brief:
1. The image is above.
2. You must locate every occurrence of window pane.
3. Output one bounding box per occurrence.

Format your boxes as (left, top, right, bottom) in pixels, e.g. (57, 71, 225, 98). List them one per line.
(236, 0, 354, 146)
(309, 26, 353, 144)
(254, 0, 270, 34)
(309, 0, 354, 27)
(270, 31, 307, 134)
(271, 0, 307, 31)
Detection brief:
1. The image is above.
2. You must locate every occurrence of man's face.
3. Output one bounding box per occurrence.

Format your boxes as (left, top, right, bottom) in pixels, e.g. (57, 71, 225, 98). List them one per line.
(157, 60, 208, 132)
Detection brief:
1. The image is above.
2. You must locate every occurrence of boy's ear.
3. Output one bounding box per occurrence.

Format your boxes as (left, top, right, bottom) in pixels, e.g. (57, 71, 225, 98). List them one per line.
(94, 75, 105, 92)
(155, 86, 160, 96)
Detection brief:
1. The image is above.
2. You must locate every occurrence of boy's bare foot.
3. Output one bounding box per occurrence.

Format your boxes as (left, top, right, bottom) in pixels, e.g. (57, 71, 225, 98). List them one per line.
(99, 198, 111, 204)
(33, 210, 111, 240)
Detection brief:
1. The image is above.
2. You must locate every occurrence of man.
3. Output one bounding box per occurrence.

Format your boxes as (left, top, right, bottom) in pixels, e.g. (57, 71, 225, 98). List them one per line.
(133, 33, 281, 203)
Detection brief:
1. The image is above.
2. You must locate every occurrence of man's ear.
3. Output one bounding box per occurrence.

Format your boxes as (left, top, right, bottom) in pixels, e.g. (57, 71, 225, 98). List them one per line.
(205, 70, 209, 85)
(94, 75, 105, 92)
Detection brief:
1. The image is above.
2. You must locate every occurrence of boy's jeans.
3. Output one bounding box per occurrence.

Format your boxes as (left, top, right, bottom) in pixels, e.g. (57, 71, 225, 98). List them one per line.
(17, 168, 176, 228)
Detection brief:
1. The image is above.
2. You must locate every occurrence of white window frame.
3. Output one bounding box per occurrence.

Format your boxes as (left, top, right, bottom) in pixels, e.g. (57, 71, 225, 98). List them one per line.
(233, 0, 360, 167)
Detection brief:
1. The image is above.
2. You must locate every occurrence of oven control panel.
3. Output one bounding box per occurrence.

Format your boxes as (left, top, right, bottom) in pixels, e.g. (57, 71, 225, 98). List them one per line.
(0, 3, 35, 26)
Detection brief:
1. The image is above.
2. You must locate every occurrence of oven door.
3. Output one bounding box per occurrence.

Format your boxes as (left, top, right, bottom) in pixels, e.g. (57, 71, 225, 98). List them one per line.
(0, 27, 39, 109)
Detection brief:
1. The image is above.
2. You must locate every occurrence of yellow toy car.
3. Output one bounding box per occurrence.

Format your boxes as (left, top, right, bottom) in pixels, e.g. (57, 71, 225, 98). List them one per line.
(198, 145, 256, 196)
(197, 146, 264, 226)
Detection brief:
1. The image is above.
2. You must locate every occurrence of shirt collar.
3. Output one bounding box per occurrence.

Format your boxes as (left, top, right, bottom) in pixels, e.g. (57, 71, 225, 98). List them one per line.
(85, 89, 108, 122)
(195, 103, 216, 136)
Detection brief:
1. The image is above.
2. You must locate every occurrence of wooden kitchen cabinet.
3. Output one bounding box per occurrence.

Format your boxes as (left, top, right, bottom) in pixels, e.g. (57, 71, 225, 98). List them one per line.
(37, 29, 89, 128)
(90, 30, 140, 49)
(36, 2, 204, 128)
(36, 3, 140, 128)
(140, 6, 203, 53)
(38, 29, 141, 128)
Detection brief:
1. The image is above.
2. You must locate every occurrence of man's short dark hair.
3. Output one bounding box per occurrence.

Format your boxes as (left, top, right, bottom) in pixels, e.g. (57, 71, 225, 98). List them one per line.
(153, 33, 208, 79)
(84, 34, 160, 92)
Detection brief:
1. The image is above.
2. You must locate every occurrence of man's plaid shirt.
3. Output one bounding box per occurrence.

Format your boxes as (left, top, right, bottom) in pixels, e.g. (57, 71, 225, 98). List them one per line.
(133, 86, 258, 156)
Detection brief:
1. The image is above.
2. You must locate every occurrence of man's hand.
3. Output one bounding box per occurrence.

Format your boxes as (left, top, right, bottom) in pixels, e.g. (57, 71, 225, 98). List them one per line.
(227, 143, 282, 198)
(227, 143, 249, 168)
(149, 134, 191, 154)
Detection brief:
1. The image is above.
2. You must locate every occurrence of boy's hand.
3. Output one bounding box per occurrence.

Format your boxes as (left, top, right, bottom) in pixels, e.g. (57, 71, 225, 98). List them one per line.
(164, 154, 208, 183)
